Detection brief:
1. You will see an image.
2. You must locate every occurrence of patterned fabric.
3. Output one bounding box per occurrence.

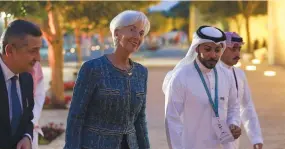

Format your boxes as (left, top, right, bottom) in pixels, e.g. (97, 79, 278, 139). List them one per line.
(64, 55, 150, 149)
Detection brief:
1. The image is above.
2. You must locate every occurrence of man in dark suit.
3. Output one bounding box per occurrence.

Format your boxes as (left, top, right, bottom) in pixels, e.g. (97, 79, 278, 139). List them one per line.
(0, 20, 42, 149)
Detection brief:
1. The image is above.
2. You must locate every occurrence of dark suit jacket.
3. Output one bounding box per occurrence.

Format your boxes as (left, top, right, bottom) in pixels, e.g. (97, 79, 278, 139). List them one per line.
(0, 66, 34, 149)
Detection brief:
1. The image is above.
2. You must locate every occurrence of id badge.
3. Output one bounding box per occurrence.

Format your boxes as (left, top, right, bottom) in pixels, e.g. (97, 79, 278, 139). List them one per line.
(212, 117, 235, 144)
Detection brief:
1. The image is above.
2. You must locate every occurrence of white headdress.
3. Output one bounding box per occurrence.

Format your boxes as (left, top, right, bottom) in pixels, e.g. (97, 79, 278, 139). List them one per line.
(162, 26, 227, 93)
(225, 32, 244, 48)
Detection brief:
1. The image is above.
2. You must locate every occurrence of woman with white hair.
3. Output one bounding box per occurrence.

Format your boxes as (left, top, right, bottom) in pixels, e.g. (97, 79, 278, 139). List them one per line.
(64, 10, 151, 149)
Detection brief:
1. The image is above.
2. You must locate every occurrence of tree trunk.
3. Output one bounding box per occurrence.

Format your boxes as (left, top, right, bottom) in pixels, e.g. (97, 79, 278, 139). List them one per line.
(245, 15, 251, 53)
(74, 27, 82, 70)
(42, 2, 65, 108)
(47, 40, 65, 108)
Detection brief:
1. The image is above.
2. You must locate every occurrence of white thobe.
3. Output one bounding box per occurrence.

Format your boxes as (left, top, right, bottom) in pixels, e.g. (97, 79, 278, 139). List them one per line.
(31, 62, 45, 149)
(165, 59, 240, 149)
(219, 62, 263, 148)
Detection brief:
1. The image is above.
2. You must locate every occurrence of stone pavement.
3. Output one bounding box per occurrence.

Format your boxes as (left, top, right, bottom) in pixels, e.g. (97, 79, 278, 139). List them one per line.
(39, 60, 285, 149)
(38, 110, 68, 149)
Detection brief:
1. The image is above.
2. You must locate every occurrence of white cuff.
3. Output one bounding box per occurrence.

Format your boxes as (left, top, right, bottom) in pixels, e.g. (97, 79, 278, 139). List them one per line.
(24, 133, 33, 142)
(251, 137, 263, 145)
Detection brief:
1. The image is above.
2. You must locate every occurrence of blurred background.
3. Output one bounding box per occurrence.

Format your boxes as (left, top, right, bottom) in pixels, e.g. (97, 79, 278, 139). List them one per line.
(1, 1, 285, 149)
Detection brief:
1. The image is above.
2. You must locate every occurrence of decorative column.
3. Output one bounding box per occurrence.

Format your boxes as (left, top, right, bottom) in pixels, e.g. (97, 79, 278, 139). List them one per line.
(268, 0, 285, 66)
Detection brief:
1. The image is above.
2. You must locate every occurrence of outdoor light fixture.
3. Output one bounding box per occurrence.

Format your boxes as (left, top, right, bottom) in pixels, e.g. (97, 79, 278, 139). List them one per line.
(264, 71, 276, 77)
(91, 45, 101, 51)
(252, 59, 261, 64)
(246, 65, 256, 71)
(95, 45, 101, 50)
(91, 46, 96, 51)
(70, 48, 75, 53)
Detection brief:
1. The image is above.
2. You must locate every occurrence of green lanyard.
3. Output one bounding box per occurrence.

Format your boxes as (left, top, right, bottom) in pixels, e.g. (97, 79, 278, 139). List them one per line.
(194, 60, 219, 117)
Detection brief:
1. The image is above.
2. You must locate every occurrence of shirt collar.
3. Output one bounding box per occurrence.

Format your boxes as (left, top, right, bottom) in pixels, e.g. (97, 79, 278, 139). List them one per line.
(220, 61, 233, 70)
(0, 56, 19, 81)
(195, 58, 212, 73)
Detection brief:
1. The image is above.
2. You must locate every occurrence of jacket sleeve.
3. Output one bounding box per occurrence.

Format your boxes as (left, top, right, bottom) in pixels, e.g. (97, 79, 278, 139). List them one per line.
(240, 71, 263, 145)
(25, 74, 35, 139)
(164, 74, 185, 149)
(64, 61, 96, 149)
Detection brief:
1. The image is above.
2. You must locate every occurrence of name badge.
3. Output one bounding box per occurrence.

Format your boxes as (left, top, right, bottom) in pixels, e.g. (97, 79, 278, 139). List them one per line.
(212, 117, 235, 144)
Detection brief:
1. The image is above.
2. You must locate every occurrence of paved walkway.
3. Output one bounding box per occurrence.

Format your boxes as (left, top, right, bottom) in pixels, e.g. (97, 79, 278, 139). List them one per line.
(39, 60, 285, 149)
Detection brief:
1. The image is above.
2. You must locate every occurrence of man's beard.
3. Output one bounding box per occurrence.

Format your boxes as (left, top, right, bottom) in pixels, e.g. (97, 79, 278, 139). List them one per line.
(198, 55, 218, 69)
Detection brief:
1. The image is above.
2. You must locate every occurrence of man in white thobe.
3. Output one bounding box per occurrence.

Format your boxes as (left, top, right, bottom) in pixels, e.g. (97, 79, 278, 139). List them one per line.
(163, 26, 241, 149)
(30, 61, 46, 149)
(220, 32, 263, 149)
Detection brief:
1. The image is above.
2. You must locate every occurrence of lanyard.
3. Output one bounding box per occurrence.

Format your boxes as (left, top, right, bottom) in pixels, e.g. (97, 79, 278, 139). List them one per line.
(232, 68, 239, 98)
(194, 60, 219, 117)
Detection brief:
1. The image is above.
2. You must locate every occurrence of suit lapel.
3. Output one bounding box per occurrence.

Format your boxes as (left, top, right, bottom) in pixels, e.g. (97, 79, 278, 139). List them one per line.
(0, 65, 12, 135)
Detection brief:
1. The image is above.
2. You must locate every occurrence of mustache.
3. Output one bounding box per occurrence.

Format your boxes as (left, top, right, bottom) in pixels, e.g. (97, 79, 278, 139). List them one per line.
(30, 60, 37, 65)
(207, 59, 218, 63)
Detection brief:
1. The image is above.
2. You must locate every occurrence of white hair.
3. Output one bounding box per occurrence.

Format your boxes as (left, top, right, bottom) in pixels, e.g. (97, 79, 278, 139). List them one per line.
(110, 10, 150, 47)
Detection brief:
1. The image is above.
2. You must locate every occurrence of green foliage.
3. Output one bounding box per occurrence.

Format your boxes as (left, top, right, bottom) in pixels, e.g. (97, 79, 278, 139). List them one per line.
(168, 1, 190, 18)
(0, 1, 158, 35)
(0, 1, 47, 19)
(147, 11, 169, 33)
(63, 1, 158, 32)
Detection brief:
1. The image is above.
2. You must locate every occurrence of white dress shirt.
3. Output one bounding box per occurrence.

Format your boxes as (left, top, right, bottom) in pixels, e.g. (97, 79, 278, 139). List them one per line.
(219, 61, 263, 147)
(0, 57, 32, 140)
(165, 58, 240, 149)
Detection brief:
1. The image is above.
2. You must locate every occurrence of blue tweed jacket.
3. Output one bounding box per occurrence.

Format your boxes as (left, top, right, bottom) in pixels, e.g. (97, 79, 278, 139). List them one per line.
(64, 55, 150, 149)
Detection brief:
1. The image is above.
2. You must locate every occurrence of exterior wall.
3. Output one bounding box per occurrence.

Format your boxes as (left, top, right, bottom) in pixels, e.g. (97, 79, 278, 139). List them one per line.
(267, 0, 285, 65)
